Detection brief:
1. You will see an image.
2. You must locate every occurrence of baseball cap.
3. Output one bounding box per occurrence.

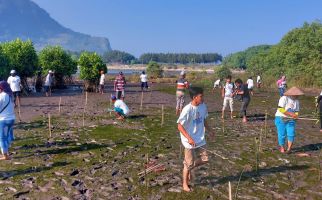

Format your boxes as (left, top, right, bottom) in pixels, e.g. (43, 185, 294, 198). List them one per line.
(10, 70, 16, 74)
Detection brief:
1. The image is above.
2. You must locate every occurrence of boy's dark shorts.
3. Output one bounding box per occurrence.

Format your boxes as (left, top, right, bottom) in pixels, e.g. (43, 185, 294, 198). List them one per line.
(141, 82, 148, 89)
(44, 86, 50, 92)
(13, 91, 20, 97)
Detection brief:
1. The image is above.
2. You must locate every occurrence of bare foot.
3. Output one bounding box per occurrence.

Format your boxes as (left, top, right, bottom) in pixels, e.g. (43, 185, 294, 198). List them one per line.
(183, 185, 192, 192)
(0, 155, 11, 160)
(279, 146, 285, 153)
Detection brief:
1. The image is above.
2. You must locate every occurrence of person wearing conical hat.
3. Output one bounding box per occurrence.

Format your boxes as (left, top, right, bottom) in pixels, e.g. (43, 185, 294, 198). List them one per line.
(274, 87, 304, 153)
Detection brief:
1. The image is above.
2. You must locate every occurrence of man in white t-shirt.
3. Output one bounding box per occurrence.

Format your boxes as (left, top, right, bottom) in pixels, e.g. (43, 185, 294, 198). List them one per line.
(111, 95, 130, 120)
(256, 75, 261, 88)
(221, 75, 234, 119)
(7, 70, 21, 107)
(99, 70, 105, 94)
(213, 78, 221, 89)
(44, 70, 54, 97)
(177, 87, 215, 192)
(247, 77, 254, 95)
(140, 71, 148, 91)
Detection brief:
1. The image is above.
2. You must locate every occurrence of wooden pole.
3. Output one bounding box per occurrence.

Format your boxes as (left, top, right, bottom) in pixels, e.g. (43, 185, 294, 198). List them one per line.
(109, 98, 112, 116)
(264, 110, 268, 138)
(161, 105, 164, 127)
(83, 106, 85, 127)
(58, 97, 62, 114)
(145, 153, 149, 188)
(85, 91, 88, 105)
(140, 91, 144, 110)
(228, 181, 232, 200)
(48, 113, 52, 138)
(259, 128, 263, 152)
(222, 117, 225, 134)
(254, 137, 259, 174)
(17, 97, 22, 122)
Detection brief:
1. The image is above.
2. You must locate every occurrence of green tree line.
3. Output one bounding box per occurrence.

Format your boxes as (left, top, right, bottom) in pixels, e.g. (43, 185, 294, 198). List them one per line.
(139, 53, 222, 64)
(223, 21, 322, 87)
(0, 38, 106, 90)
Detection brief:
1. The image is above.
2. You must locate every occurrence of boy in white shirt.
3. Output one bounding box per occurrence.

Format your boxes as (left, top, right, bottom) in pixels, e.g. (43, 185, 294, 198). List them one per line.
(99, 70, 105, 94)
(256, 75, 261, 88)
(140, 71, 148, 91)
(177, 87, 215, 192)
(247, 76, 254, 96)
(7, 70, 21, 107)
(44, 70, 54, 97)
(221, 75, 234, 119)
(111, 95, 130, 120)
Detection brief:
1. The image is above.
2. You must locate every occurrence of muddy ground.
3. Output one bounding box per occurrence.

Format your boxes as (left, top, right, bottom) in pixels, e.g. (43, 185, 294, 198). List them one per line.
(0, 81, 321, 200)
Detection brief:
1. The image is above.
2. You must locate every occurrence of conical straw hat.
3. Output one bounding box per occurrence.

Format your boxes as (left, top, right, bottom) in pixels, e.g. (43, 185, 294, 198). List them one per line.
(284, 87, 304, 96)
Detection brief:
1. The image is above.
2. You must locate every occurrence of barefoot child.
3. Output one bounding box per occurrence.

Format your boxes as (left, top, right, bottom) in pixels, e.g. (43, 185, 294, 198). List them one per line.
(221, 75, 234, 119)
(111, 95, 130, 120)
(177, 87, 215, 192)
(274, 87, 304, 153)
(234, 79, 251, 123)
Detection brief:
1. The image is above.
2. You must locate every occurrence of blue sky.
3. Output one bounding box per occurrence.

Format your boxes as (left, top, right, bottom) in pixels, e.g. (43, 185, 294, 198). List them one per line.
(32, 0, 321, 57)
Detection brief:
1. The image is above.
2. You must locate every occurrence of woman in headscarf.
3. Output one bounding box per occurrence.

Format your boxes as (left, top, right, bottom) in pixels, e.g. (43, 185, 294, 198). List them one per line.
(0, 81, 15, 160)
(274, 87, 304, 153)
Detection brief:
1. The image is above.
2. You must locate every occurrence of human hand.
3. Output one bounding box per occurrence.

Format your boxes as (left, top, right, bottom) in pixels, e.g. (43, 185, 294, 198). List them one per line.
(188, 138, 196, 147)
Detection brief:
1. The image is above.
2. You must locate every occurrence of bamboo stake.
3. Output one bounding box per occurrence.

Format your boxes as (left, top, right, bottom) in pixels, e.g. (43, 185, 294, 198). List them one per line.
(222, 117, 225, 134)
(85, 91, 88, 105)
(259, 128, 263, 152)
(17, 97, 22, 122)
(318, 149, 322, 181)
(161, 105, 164, 127)
(83, 106, 85, 127)
(58, 97, 62, 114)
(234, 167, 247, 200)
(48, 113, 52, 138)
(199, 147, 228, 160)
(140, 91, 144, 110)
(254, 137, 259, 174)
(145, 153, 149, 188)
(228, 181, 232, 200)
(264, 110, 268, 138)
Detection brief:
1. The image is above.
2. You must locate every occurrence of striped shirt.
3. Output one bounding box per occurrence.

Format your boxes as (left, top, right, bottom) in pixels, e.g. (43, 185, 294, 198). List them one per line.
(114, 75, 126, 91)
(176, 78, 189, 92)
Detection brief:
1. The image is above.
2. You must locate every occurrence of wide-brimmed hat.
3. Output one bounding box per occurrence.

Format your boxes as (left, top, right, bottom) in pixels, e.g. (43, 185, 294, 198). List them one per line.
(284, 87, 304, 96)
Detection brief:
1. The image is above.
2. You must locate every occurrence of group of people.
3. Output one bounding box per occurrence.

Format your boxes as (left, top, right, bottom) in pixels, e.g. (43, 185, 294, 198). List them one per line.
(175, 72, 321, 192)
(1, 68, 322, 195)
(218, 75, 251, 122)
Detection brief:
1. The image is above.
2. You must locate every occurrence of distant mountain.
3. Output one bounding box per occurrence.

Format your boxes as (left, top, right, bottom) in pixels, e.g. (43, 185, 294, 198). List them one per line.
(0, 0, 111, 54)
